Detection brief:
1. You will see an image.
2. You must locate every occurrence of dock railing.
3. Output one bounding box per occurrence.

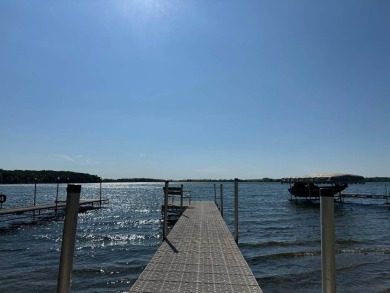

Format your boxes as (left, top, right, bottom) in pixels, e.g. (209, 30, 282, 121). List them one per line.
(162, 180, 238, 242)
(162, 182, 192, 239)
(0, 182, 108, 223)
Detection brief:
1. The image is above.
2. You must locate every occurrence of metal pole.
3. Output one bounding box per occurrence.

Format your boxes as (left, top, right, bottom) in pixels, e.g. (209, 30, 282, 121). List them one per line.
(99, 178, 102, 207)
(320, 187, 336, 293)
(220, 184, 224, 218)
(56, 177, 60, 215)
(33, 178, 37, 216)
(180, 184, 184, 213)
(57, 184, 81, 293)
(214, 184, 216, 205)
(34, 178, 37, 206)
(234, 178, 238, 244)
(163, 181, 169, 240)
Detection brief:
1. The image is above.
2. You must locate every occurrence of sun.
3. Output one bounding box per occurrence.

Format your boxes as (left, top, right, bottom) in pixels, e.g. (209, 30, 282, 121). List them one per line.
(117, 0, 176, 20)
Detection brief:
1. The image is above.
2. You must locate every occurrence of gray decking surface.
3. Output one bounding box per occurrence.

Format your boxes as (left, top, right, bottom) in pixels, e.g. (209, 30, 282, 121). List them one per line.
(129, 201, 263, 293)
(0, 199, 107, 216)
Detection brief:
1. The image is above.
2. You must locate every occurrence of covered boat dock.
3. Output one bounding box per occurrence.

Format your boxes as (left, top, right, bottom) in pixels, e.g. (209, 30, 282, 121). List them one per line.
(281, 173, 365, 201)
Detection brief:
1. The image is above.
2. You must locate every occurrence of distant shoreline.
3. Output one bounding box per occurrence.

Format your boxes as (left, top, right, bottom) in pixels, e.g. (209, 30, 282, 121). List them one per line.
(0, 169, 389, 184)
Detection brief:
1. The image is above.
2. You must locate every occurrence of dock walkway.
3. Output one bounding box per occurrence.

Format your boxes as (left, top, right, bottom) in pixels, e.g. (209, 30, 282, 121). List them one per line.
(341, 193, 390, 200)
(130, 201, 262, 293)
(0, 199, 108, 216)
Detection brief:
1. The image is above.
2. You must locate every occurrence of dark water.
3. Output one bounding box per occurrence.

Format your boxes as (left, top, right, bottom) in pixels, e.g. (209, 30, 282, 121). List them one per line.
(0, 182, 389, 292)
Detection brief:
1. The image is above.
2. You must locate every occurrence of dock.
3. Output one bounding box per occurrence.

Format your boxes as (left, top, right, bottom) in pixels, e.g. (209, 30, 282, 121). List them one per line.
(0, 199, 109, 217)
(340, 193, 390, 204)
(340, 193, 390, 200)
(130, 201, 262, 293)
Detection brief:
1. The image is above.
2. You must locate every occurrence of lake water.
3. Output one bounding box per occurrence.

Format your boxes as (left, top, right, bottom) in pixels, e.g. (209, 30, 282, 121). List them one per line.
(0, 182, 389, 292)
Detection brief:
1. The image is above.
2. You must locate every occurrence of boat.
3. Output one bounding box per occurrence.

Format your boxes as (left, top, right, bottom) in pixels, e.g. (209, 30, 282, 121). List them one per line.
(287, 182, 348, 197)
(281, 173, 365, 198)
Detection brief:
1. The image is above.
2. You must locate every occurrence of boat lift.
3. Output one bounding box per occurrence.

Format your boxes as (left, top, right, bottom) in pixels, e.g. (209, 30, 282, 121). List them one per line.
(281, 173, 369, 292)
(281, 173, 365, 202)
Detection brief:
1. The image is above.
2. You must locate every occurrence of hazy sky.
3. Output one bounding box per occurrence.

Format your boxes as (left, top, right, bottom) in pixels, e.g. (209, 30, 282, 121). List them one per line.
(1, 1, 389, 180)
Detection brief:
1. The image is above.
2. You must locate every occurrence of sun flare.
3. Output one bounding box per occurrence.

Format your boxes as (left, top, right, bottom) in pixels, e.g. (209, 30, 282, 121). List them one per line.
(117, 0, 176, 20)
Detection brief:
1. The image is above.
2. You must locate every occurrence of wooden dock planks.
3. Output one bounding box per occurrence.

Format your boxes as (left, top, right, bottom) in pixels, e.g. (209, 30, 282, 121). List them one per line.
(130, 201, 262, 293)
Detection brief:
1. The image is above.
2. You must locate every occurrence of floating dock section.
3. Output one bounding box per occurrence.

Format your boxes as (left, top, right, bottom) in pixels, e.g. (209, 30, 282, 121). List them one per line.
(0, 199, 109, 217)
(341, 192, 390, 203)
(130, 201, 262, 293)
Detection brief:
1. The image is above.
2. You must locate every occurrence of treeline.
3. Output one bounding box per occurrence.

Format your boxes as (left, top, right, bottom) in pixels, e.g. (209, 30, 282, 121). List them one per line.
(0, 169, 101, 184)
(179, 178, 281, 182)
(245, 178, 281, 182)
(1, 169, 389, 184)
(102, 178, 164, 183)
(365, 177, 390, 182)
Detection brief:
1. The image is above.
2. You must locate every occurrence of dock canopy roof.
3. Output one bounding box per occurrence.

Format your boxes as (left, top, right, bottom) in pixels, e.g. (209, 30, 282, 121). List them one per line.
(281, 173, 365, 184)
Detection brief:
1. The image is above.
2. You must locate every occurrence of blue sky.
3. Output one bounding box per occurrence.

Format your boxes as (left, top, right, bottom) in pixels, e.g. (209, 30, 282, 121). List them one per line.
(1, 1, 389, 180)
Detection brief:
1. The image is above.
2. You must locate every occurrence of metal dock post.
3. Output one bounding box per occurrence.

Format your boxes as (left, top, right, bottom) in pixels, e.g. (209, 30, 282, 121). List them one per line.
(163, 181, 169, 240)
(57, 184, 81, 293)
(234, 178, 239, 244)
(214, 183, 217, 205)
(55, 177, 60, 215)
(220, 183, 224, 218)
(320, 187, 336, 293)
